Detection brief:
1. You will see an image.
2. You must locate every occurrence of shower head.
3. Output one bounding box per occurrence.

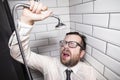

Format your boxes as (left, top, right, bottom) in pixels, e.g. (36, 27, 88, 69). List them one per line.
(50, 15, 66, 29)
(34, 0, 39, 1)
(56, 23, 66, 29)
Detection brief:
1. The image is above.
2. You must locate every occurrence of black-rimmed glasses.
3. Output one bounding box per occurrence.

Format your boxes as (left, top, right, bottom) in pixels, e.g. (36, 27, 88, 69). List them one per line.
(59, 40, 83, 49)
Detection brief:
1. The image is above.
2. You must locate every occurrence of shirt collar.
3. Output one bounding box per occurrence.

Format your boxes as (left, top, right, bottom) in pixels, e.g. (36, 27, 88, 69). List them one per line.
(60, 62, 80, 74)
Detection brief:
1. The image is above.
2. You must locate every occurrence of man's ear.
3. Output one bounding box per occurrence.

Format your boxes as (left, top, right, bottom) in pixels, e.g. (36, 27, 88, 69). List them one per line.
(80, 50, 85, 58)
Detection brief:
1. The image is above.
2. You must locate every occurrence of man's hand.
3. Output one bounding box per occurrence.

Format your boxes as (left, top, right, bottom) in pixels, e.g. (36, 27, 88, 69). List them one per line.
(20, 1, 52, 25)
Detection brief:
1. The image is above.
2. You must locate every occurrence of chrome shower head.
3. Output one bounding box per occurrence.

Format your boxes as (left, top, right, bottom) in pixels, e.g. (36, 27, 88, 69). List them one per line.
(50, 15, 66, 29)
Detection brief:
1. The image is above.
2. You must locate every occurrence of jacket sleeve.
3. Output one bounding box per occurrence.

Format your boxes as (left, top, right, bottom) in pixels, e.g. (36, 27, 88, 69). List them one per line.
(8, 21, 52, 73)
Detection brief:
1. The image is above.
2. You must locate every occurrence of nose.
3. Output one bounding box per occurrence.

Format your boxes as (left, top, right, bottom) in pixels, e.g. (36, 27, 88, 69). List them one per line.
(63, 43, 69, 48)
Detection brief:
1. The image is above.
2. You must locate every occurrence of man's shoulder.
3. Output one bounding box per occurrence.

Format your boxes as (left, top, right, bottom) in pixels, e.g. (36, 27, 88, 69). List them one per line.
(78, 61, 94, 70)
(51, 57, 60, 63)
(76, 61, 95, 75)
(77, 62, 96, 80)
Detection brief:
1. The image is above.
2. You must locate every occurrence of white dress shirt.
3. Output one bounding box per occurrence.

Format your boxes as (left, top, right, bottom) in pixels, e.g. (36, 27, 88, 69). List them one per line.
(8, 21, 96, 80)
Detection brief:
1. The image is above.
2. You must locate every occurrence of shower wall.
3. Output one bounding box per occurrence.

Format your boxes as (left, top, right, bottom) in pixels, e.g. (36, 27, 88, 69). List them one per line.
(70, 0, 120, 80)
(8, 0, 70, 80)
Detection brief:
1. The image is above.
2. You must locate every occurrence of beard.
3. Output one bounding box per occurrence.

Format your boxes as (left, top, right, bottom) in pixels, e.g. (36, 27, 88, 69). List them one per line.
(60, 49, 80, 67)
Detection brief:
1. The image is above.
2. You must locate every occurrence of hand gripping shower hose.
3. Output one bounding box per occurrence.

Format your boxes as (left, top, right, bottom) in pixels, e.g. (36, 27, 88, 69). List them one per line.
(12, 3, 33, 80)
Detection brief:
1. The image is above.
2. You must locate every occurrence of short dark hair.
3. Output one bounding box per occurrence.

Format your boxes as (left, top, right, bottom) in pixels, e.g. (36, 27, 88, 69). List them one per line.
(66, 32, 86, 50)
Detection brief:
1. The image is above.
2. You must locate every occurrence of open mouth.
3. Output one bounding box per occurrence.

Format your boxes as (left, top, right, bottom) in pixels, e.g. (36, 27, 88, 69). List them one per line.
(62, 52, 70, 59)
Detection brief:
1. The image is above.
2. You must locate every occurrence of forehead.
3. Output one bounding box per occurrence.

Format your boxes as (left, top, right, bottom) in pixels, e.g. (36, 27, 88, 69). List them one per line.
(64, 35, 82, 43)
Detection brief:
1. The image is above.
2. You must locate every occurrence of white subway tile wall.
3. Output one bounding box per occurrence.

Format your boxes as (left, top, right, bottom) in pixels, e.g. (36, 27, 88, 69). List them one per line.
(85, 54, 104, 74)
(104, 67, 120, 80)
(86, 45, 92, 55)
(70, 15, 83, 23)
(94, 0, 120, 13)
(76, 2, 93, 13)
(110, 14, 120, 30)
(8, 0, 120, 80)
(70, 0, 120, 80)
(83, 14, 109, 27)
(69, 0, 82, 6)
(76, 23, 93, 35)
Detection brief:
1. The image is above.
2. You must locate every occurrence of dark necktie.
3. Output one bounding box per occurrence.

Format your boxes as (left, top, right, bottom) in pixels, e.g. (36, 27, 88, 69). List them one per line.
(65, 69, 73, 80)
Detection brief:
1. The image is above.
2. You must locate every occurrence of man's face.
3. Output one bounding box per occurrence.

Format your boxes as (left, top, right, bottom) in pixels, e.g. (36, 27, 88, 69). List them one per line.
(60, 34, 84, 67)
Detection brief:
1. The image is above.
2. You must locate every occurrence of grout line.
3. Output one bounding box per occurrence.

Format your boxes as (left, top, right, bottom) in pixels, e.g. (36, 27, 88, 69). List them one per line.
(108, 13, 111, 29)
(93, 0, 95, 13)
(70, 12, 120, 15)
(105, 42, 108, 54)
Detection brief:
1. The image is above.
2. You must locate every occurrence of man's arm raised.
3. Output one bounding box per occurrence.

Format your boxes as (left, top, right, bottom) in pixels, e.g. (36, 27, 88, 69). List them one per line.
(8, 1, 52, 71)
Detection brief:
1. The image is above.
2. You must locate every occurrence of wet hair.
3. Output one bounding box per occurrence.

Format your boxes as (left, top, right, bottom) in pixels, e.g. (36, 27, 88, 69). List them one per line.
(66, 32, 86, 50)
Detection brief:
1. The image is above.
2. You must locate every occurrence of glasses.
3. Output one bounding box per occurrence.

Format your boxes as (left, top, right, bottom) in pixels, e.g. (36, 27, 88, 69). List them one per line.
(59, 40, 83, 49)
